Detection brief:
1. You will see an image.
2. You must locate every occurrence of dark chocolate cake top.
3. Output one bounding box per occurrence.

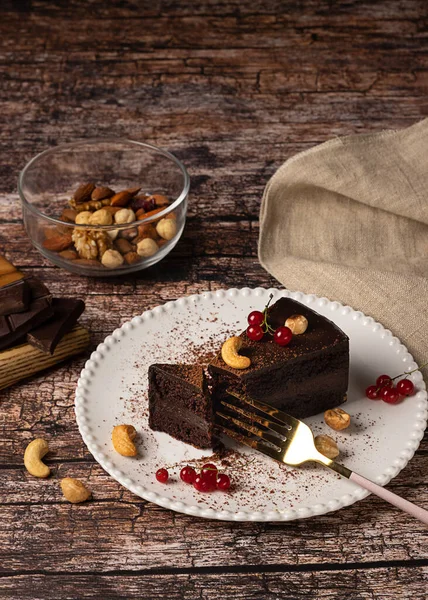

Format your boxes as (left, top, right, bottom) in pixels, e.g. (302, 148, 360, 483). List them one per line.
(210, 297, 348, 377)
(150, 364, 205, 391)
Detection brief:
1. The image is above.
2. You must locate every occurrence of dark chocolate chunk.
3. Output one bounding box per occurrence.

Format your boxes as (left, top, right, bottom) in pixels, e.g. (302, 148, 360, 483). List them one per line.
(26, 277, 51, 302)
(27, 298, 85, 354)
(0, 279, 30, 316)
(0, 298, 54, 351)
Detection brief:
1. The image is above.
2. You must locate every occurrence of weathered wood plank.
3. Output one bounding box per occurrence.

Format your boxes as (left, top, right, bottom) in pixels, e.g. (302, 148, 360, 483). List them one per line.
(1, 567, 428, 600)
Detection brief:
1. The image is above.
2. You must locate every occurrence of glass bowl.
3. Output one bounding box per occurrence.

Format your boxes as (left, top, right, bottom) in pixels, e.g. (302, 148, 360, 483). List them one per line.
(18, 139, 190, 277)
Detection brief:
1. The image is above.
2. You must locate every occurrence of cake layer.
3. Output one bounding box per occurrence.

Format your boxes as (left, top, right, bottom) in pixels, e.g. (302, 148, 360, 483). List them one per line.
(148, 364, 215, 449)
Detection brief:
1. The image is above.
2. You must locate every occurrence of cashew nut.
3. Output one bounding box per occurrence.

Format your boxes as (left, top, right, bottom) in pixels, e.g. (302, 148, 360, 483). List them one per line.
(285, 314, 308, 335)
(156, 218, 177, 240)
(112, 424, 137, 456)
(60, 477, 91, 503)
(24, 438, 50, 478)
(221, 336, 251, 370)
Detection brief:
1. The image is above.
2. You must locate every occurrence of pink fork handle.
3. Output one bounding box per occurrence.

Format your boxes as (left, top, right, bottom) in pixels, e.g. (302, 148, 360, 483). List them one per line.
(350, 472, 428, 525)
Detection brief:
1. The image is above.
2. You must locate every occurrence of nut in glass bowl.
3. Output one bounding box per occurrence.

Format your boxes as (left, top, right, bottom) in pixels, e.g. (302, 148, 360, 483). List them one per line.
(18, 139, 190, 277)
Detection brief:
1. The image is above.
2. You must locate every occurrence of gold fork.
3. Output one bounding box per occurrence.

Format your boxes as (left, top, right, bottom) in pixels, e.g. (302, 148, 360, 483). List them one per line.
(217, 390, 428, 525)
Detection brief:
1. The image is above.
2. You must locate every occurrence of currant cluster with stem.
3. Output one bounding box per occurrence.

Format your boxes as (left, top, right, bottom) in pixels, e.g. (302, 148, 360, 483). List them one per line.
(365, 361, 427, 404)
(246, 293, 293, 347)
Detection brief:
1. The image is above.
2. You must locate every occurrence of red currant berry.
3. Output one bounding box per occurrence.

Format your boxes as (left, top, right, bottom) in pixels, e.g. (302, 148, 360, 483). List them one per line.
(155, 468, 168, 483)
(273, 326, 292, 347)
(180, 466, 196, 484)
(193, 474, 215, 492)
(217, 473, 231, 491)
(248, 310, 264, 326)
(396, 379, 414, 396)
(247, 324, 264, 341)
(376, 374, 393, 389)
(201, 463, 218, 484)
(380, 386, 400, 404)
(366, 385, 380, 400)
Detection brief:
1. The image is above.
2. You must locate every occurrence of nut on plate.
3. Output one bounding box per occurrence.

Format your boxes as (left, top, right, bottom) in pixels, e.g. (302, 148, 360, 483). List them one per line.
(137, 238, 158, 257)
(60, 477, 91, 503)
(324, 407, 351, 431)
(112, 424, 138, 456)
(24, 438, 50, 478)
(284, 314, 308, 335)
(314, 434, 339, 459)
(221, 336, 251, 370)
(156, 218, 177, 240)
(101, 249, 124, 268)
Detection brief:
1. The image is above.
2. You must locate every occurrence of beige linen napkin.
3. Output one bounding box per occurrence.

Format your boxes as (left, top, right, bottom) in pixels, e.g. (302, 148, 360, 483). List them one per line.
(259, 119, 428, 374)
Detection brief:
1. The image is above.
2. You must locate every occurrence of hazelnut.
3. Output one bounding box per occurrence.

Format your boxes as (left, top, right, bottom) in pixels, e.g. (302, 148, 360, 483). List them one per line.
(324, 407, 351, 431)
(314, 434, 339, 459)
(156, 218, 177, 240)
(75, 211, 92, 225)
(137, 238, 158, 258)
(89, 209, 113, 226)
(101, 249, 124, 269)
(284, 314, 308, 335)
(114, 208, 136, 225)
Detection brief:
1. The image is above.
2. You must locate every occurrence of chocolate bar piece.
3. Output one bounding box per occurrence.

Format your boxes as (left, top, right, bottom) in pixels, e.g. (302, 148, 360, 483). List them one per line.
(0, 280, 30, 316)
(28, 298, 85, 354)
(0, 297, 54, 351)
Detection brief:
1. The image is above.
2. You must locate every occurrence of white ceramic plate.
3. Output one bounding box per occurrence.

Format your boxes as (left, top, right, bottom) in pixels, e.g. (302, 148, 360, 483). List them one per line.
(75, 288, 427, 521)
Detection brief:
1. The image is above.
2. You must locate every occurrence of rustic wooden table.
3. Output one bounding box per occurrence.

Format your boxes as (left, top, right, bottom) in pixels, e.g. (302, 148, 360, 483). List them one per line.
(1, 1, 427, 598)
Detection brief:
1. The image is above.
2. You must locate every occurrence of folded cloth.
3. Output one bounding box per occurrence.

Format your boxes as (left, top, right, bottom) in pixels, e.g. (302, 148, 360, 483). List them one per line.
(259, 119, 428, 375)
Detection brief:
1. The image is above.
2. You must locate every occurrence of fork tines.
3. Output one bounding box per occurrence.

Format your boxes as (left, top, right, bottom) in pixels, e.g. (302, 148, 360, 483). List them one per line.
(215, 389, 294, 460)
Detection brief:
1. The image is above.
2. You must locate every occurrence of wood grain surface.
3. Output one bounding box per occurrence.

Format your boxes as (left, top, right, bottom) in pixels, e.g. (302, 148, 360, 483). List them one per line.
(1, 1, 427, 599)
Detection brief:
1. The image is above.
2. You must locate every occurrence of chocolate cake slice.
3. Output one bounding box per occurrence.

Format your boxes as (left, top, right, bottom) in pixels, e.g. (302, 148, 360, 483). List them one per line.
(209, 297, 349, 420)
(148, 364, 215, 449)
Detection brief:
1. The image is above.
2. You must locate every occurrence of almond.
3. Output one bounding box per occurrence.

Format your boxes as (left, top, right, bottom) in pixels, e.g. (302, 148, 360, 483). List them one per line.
(137, 207, 164, 221)
(60, 208, 77, 223)
(43, 233, 73, 252)
(91, 186, 115, 202)
(136, 223, 157, 241)
(74, 183, 95, 204)
(71, 258, 102, 267)
(102, 206, 123, 215)
(59, 249, 78, 260)
(124, 251, 141, 265)
(126, 187, 141, 197)
(114, 238, 134, 255)
(110, 191, 133, 207)
(135, 208, 146, 218)
(149, 194, 169, 207)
